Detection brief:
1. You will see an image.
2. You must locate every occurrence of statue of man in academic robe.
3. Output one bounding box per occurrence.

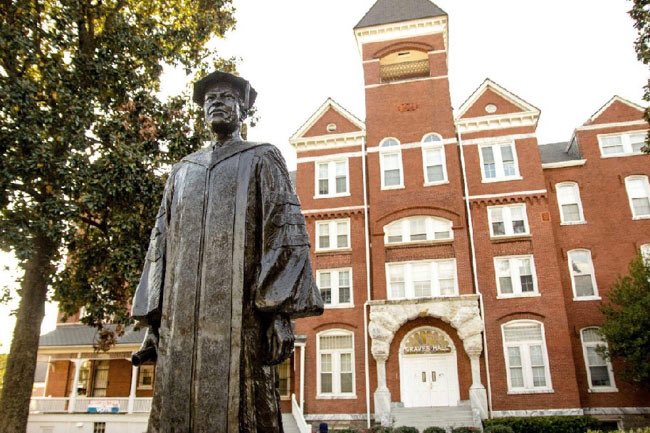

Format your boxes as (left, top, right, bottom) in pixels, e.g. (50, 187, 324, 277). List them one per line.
(131, 71, 324, 433)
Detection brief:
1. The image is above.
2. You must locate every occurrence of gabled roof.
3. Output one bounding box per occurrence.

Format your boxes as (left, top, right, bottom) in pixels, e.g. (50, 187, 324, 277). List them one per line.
(355, 0, 446, 29)
(457, 78, 540, 120)
(584, 95, 645, 125)
(290, 98, 364, 142)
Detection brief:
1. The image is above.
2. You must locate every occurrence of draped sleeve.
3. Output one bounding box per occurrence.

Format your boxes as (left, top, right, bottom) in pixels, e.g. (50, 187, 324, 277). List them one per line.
(131, 166, 177, 326)
(254, 146, 324, 318)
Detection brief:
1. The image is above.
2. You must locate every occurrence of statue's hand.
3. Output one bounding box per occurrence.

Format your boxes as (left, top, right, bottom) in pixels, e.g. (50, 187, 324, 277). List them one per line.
(265, 315, 294, 366)
(132, 326, 159, 366)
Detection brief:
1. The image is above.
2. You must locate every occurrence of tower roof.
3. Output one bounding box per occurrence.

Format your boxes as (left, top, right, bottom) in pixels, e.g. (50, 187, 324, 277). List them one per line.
(354, 0, 447, 29)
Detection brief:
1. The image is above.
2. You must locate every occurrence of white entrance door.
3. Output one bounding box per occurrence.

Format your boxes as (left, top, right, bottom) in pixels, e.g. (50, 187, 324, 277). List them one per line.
(401, 355, 455, 407)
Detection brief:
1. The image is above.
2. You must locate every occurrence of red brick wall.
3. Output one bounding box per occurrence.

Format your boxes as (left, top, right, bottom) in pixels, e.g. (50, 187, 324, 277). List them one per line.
(302, 108, 362, 138)
(45, 360, 72, 397)
(461, 88, 525, 119)
(106, 359, 132, 397)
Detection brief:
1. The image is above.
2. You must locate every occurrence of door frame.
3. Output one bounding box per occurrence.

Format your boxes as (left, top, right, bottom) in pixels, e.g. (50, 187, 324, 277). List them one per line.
(398, 326, 460, 407)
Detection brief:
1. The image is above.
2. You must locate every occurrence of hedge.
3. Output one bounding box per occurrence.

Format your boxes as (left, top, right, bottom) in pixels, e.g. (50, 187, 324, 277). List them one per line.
(483, 416, 603, 433)
(422, 427, 447, 433)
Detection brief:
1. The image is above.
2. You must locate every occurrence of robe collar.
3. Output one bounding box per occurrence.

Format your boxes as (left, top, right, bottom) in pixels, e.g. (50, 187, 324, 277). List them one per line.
(181, 139, 257, 169)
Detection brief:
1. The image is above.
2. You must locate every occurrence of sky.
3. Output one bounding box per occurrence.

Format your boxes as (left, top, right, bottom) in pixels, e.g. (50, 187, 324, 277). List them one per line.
(0, 0, 648, 352)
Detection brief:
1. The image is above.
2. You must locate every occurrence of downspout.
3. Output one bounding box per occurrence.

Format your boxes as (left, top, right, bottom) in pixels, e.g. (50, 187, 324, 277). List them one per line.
(456, 127, 493, 416)
(361, 134, 372, 429)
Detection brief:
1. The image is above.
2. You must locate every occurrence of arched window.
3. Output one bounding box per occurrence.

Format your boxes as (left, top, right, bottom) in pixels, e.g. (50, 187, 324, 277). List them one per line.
(421, 133, 447, 185)
(379, 138, 403, 189)
(384, 216, 453, 244)
(567, 249, 599, 299)
(580, 327, 617, 391)
(555, 182, 585, 224)
(624, 175, 650, 219)
(379, 49, 430, 82)
(501, 321, 552, 392)
(317, 330, 355, 397)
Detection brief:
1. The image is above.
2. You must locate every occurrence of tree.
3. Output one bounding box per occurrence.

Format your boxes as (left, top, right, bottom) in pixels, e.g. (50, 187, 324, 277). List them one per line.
(0, 354, 7, 392)
(627, 0, 650, 152)
(599, 254, 650, 385)
(0, 1, 238, 431)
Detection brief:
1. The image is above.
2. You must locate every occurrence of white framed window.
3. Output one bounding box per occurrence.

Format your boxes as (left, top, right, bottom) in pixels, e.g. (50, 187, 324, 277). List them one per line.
(502, 321, 552, 393)
(568, 249, 599, 300)
(487, 204, 529, 237)
(421, 133, 447, 185)
(317, 330, 355, 398)
(580, 328, 617, 392)
(386, 259, 458, 299)
(276, 358, 291, 399)
(624, 175, 650, 219)
(384, 216, 453, 244)
(494, 256, 539, 297)
(316, 219, 350, 251)
(380, 138, 403, 189)
(137, 364, 155, 390)
(556, 182, 585, 224)
(317, 268, 353, 308)
(479, 142, 520, 182)
(641, 244, 650, 264)
(315, 159, 349, 198)
(598, 131, 647, 157)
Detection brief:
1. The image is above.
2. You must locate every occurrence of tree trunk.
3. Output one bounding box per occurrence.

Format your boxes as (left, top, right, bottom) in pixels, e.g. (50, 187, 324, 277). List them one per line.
(0, 234, 57, 433)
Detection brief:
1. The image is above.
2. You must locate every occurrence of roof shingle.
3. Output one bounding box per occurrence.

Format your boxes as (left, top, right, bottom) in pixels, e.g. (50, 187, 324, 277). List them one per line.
(355, 0, 446, 29)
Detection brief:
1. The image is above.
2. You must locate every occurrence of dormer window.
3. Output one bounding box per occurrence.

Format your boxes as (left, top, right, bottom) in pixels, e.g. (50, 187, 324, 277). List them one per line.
(379, 50, 430, 83)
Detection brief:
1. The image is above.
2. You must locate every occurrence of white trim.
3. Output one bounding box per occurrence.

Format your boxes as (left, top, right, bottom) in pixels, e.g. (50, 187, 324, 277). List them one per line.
(297, 151, 363, 164)
(493, 255, 539, 298)
(421, 135, 448, 185)
(585, 95, 645, 124)
(460, 133, 537, 146)
(541, 160, 586, 169)
(556, 182, 586, 224)
(292, 131, 365, 153)
(501, 320, 554, 393)
(492, 409, 584, 417)
(456, 112, 539, 134)
(456, 78, 540, 120)
(316, 329, 356, 398)
(384, 216, 454, 244)
(580, 327, 618, 393)
(302, 205, 366, 215)
(567, 249, 599, 300)
(575, 119, 648, 132)
(315, 159, 350, 199)
(367, 138, 457, 152)
(487, 204, 530, 238)
(316, 267, 354, 309)
(478, 141, 521, 182)
(365, 74, 449, 89)
(290, 98, 364, 142)
(385, 259, 458, 299)
(597, 130, 648, 157)
(354, 16, 448, 53)
(315, 218, 351, 252)
(379, 138, 404, 189)
(467, 189, 547, 200)
(624, 175, 650, 219)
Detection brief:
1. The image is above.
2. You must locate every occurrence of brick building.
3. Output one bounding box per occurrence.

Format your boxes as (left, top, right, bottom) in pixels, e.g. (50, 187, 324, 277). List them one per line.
(28, 0, 650, 432)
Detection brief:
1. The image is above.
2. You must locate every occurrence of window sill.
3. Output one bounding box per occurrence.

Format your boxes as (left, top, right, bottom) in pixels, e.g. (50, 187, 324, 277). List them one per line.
(573, 296, 601, 302)
(423, 180, 449, 187)
(588, 387, 619, 393)
(507, 388, 554, 395)
(324, 304, 355, 309)
(137, 386, 153, 391)
(490, 234, 531, 243)
(632, 215, 650, 220)
(315, 248, 353, 255)
(600, 152, 646, 159)
(497, 293, 541, 300)
(387, 294, 460, 302)
(316, 394, 357, 400)
(560, 221, 587, 226)
(314, 193, 351, 199)
(481, 176, 523, 184)
(381, 185, 405, 191)
(280, 395, 291, 401)
(385, 239, 453, 248)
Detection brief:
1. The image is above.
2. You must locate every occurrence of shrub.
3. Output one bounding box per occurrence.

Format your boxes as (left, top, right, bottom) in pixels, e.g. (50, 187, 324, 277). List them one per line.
(393, 427, 419, 433)
(484, 426, 514, 433)
(483, 416, 603, 433)
(369, 427, 393, 433)
(335, 430, 361, 433)
(451, 428, 480, 433)
(423, 427, 447, 433)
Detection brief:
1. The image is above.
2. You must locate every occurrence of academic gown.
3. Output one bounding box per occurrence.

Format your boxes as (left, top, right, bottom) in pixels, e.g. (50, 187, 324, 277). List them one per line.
(131, 141, 323, 433)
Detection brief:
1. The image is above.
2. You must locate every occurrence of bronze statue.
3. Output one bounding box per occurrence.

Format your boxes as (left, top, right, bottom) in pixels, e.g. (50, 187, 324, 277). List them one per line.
(131, 71, 324, 433)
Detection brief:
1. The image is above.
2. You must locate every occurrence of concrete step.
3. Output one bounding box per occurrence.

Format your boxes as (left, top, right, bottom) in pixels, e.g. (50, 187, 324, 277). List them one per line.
(282, 413, 301, 433)
(392, 405, 479, 431)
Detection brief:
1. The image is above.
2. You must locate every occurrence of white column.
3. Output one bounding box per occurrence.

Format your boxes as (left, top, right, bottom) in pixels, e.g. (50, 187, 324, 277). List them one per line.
(468, 354, 488, 419)
(68, 358, 83, 413)
(373, 357, 391, 427)
(128, 365, 139, 413)
(299, 344, 306, 412)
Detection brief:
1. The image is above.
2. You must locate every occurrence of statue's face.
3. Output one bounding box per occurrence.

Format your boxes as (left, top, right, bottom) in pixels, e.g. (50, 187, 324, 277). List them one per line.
(203, 82, 243, 136)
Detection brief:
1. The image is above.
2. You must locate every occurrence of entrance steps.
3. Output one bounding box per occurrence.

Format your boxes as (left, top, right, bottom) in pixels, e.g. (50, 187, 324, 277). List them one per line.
(392, 404, 480, 432)
(282, 413, 301, 433)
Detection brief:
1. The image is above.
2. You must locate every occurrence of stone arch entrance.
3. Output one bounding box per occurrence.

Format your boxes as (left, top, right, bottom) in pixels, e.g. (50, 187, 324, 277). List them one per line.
(399, 327, 460, 407)
(367, 296, 487, 424)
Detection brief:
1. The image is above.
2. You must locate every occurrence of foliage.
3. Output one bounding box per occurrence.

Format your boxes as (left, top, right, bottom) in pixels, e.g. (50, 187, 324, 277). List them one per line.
(483, 416, 604, 433)
(599, 254, 650, 385)
(335, 429, 361, 433)
(0, 354, 6, 391)
(627, 0, 650, 153)
(369, 427, 393, 433)
(483, 425, 514, 433)
(589, 429, 650, 433)
(423, 427, 447, 433)
(451, 428, 480, 433)
(393, 427, 419, 433)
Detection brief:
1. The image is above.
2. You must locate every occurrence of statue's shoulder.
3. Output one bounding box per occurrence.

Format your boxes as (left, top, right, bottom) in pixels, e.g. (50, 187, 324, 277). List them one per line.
(179, 146, 212, 166)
